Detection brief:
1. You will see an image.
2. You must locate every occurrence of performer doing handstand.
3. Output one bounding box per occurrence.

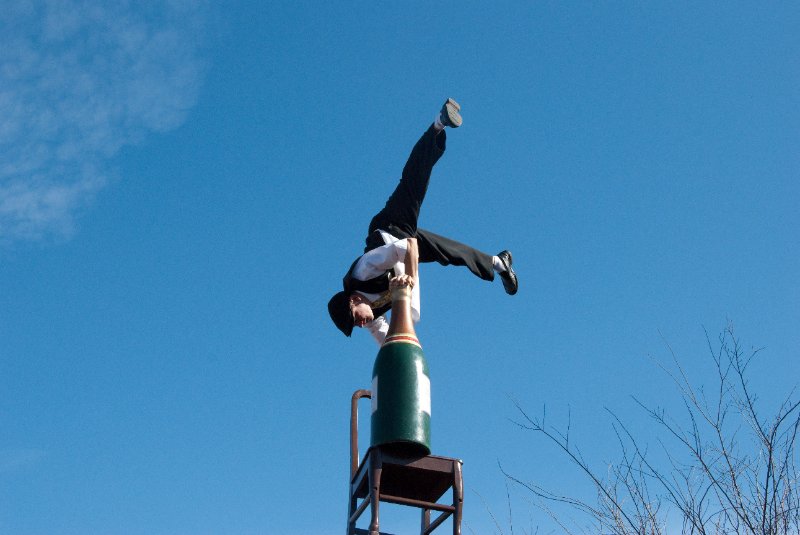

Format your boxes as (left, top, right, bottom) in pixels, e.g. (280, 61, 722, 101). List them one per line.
(328, 98, 518, 345)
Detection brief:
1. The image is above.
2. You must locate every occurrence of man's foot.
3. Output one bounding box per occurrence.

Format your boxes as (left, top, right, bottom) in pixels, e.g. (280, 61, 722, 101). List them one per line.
(496, 250, 518, 295)
(439, 98, 462, 128)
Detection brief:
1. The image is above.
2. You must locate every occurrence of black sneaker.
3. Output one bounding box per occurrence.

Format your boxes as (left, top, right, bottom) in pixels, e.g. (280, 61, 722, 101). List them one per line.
(439, 98, 462, 128)
(496, 250, 518, 295)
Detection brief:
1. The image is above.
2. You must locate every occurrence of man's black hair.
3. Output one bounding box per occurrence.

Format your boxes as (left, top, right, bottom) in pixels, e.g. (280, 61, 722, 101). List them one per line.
(328, 291, 354, 337)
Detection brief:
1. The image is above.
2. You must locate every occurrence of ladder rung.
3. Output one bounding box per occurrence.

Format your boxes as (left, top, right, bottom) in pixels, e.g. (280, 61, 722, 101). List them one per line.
(380, 493, 456, 513)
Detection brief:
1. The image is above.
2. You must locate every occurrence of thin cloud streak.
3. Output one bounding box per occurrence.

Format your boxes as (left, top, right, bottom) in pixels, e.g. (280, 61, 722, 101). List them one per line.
(0, 1, 209, 243)
(0, 448, 45, 473)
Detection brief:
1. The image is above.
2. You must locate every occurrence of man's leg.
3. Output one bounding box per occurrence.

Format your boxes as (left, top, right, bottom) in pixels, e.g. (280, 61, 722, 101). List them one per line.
(364, 99, 462, 252)
(365, 124, 446, 249)
(415, 228, 495, 282)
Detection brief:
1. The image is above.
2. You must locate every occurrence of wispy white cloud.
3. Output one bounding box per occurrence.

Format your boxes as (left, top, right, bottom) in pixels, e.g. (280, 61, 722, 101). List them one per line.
(0, 0, 209, 243)
(0, 448, 45, 473)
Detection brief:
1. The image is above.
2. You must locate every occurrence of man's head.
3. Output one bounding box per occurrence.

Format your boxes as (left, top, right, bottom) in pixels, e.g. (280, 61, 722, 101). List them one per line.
(328, 291, 373, 336)
(328, 292, 353, 336)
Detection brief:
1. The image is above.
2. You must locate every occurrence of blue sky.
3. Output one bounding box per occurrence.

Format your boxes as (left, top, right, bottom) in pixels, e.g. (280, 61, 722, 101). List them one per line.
(1, 2, 798, 534)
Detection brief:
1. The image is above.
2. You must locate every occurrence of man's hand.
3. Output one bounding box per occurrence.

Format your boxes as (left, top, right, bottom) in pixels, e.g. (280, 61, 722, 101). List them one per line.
(389, 274, 415, 289)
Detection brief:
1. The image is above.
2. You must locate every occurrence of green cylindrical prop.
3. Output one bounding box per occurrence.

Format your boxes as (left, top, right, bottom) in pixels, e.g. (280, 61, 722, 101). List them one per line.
(370, 334, 431, 455)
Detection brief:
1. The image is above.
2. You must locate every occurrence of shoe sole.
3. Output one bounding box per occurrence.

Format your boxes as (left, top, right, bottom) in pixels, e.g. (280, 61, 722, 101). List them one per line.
(445, 98, 462, 127)
(499, 250, 513, 268)
(499, 250, 517, 295)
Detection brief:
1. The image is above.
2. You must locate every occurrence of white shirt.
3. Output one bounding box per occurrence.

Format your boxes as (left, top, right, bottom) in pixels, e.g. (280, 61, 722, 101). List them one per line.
(351, 230, 421, 345)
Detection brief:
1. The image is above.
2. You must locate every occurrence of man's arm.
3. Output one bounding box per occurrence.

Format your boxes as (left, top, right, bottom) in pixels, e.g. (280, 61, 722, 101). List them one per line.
(380, 237, 418, 290)
(402, 237, 418, 286)
(351, 238, 410, 280)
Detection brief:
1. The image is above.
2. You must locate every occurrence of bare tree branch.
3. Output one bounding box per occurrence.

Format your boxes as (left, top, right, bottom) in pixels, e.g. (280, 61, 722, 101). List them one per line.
(503, 326, 798, 535)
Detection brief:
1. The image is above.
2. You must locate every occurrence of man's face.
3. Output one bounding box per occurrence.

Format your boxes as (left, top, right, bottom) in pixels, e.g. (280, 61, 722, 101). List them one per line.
(349, 293, 373, 328)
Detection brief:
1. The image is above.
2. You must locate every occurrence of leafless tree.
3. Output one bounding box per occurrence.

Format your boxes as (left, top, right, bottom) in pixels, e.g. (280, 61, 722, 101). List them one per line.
(502, 325, 800, 535)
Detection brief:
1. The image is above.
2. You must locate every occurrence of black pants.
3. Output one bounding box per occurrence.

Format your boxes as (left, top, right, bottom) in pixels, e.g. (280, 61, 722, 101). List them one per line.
(364, 125, 495, 282)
